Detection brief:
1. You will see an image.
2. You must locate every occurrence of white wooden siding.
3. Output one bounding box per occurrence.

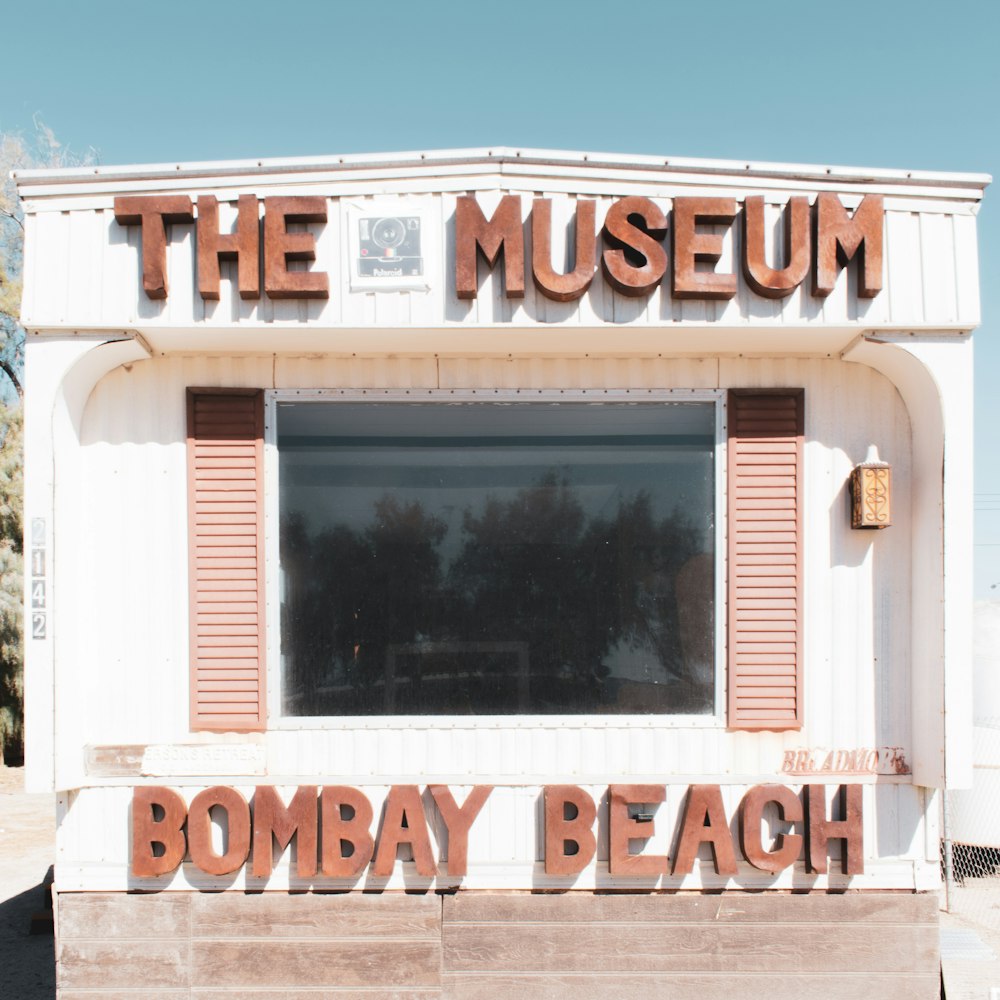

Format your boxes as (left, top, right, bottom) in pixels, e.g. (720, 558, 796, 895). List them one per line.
(19, 180, 982, 335)
(60, 355, 911, 789)
(55, 781, 936, 893)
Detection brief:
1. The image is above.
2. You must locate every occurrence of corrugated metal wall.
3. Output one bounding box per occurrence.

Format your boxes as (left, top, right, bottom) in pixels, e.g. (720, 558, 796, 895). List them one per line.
(20, 186, 980, 333)
(56, 780, 936, 892)
(59, 355, 912, 791)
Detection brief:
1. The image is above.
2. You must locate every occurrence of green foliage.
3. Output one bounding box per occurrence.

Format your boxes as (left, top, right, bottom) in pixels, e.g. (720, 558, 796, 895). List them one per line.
(0, 404, 21, 761)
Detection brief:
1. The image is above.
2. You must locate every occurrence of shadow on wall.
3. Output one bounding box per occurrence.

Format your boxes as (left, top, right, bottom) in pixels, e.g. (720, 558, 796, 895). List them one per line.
(0, 881, 54, 1000)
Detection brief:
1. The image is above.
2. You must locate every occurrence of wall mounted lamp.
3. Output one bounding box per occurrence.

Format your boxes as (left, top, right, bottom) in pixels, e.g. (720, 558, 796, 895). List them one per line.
(850, 446, 891, 529)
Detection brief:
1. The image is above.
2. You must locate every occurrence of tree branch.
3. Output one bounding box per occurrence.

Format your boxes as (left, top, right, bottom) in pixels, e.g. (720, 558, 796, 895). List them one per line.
(0, 360, 23, 399)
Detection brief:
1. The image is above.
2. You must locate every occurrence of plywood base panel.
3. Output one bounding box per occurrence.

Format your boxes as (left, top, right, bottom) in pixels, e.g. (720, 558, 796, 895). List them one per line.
(56, 890, 939, 999)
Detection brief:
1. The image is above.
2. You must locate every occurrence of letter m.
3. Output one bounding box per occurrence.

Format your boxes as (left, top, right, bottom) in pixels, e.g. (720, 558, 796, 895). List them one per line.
(455, 195, 524, 299)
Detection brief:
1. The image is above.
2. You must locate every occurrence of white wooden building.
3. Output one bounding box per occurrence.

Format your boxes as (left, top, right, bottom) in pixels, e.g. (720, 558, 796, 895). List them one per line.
(17, 148, 987, 998)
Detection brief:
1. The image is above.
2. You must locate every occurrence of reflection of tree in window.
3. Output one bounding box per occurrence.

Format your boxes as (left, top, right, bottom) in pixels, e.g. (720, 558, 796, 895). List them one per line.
(281, 472, 713, 717)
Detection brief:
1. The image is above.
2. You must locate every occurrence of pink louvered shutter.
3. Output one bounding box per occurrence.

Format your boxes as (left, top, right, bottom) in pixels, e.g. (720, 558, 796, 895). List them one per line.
(727, 389, 804, 731)
(187, 389, 266, 731)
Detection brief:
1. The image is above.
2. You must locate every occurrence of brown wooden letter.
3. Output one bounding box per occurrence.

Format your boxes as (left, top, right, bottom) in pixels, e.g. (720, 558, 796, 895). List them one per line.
(455, 194, 525, 300)
(263, 196, 329, 299)
(321, 785, 375, 878)
(187, 786, 251, 876)
(251, 785, 318, 878)
(742, 196, 811, 299)
(544, 785, 597, 875)
(372, 785, 437, 877)
(672, 784, 738, 876)
(608, 784, 669, 877)
(131, 786, 188, 877)
(739, 784, 803, 873)
(806, 783, 864, 875)
(197, 194, 260, 300)
(531, 198, 596, 302)
(813, 193, 883, 298)
(671, 196, 737, 300)
(601, 196, 668, 297)
(114, 195, 194, 299)
(428, 785, 493, 876)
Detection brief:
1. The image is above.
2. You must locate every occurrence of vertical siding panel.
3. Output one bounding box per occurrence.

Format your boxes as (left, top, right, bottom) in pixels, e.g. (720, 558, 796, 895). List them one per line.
(804, 426, 836, 750)
(67, 209, 102, 326)
(443, 192, 475, 325)
(486, 788, 513, 868)
(466, 188, 504, 327)
(426, 726, 450, 776)
(373, 286, 407, 327)
(476, 729, 501, 778)
(402, 728, 426, 777)
(952, 211, 981, 327)
(354, 729, 378, 777)
(498, 729, 519, 778)
(330, 729, 355, 777)
(308, 196, 337, 325)
(535, 192, 586, 326)
(714, 214, 742, 326)
(648, 729, 672, 774)
(629, 727, 655, 778)
(229, 197, 264, 325)
(885, 211, 922, 326)
(453, 729, 475, 778)
(406, 194, 437, 328)
(919, 212, 956, 324)
(815, 194, 857, 327)
(202, 198, 234, 326)
(611, 275, 649, 326)
(676, 197, 710, 328)
(580, 727, 605, 777)
(745, 201, 783, 326)
(377, 729, 403, 776)
(509, 189, 536, 325)
(35, 211, 71, 324)
(163, 219, 197, 325)
(576, 195, 608, 325)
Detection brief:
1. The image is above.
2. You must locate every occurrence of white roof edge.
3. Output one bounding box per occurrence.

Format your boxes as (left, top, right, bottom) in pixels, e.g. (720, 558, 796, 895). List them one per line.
(11, 145, 992, 192)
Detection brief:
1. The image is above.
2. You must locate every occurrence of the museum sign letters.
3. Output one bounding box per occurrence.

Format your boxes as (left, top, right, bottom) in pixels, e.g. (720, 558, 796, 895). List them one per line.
(113, 193, 884, 305)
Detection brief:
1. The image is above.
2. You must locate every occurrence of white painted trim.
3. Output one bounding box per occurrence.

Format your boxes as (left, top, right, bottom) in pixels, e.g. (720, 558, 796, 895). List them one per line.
(14, 145, 990, 192)
(53, 858, 937, 895)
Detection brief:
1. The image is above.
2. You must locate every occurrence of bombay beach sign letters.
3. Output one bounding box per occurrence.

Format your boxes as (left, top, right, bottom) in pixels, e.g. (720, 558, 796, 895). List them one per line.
(132, 782, 863, 881)
(112, 192, 884, 304)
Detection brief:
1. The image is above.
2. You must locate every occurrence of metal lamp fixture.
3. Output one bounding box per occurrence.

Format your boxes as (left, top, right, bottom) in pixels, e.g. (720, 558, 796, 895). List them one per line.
(850, 445, 891, 529)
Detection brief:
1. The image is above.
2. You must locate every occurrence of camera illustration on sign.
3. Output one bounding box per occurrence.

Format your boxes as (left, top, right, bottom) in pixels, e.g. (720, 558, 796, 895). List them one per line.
(357, 215, 422, 278)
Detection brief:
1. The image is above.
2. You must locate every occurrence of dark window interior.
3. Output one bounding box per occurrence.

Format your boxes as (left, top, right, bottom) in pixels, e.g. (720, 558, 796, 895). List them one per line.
(278, 400, 715, 717)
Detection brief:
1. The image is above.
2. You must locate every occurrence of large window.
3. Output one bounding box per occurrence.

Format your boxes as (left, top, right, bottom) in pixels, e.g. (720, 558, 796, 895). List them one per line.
(274, 394, 719, 718)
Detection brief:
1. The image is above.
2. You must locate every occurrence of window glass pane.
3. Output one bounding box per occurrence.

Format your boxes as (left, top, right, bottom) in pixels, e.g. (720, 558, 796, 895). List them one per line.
(278, 401, 715, 716)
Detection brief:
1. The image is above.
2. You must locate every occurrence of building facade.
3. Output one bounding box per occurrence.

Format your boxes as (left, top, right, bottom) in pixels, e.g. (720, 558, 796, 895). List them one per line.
(17, 148, 987, 997)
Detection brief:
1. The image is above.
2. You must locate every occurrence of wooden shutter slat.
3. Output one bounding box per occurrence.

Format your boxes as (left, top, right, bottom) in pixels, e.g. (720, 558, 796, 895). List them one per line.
(188, 388, 266, 732)
(728, 389, 803, 732)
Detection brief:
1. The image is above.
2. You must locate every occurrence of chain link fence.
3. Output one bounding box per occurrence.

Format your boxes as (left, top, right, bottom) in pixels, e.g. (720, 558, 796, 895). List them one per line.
(943, 720, 1000, 929)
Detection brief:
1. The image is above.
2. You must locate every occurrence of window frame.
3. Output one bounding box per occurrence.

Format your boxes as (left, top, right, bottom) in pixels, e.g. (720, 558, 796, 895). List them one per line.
(263, 387, 728, 731)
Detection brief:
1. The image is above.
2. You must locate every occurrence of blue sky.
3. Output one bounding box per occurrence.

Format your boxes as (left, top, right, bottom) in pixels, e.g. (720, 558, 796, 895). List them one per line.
(5, 0, 999, 593)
